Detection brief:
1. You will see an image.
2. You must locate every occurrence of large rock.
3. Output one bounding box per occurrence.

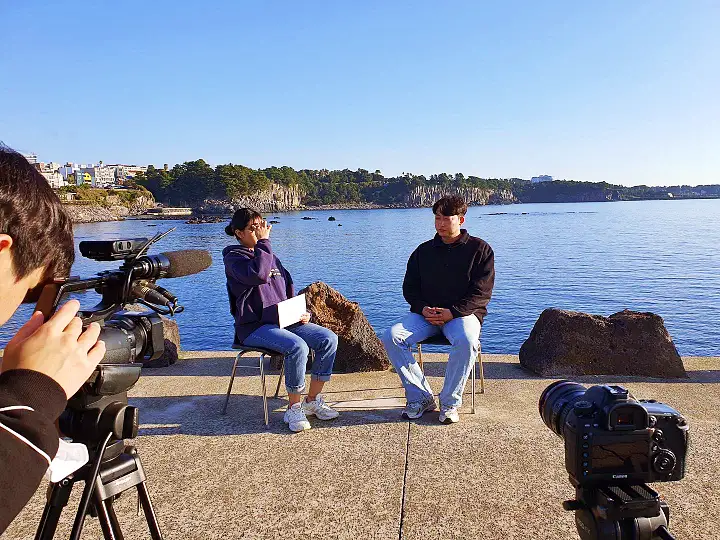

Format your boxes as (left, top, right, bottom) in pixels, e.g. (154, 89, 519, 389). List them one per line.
(299, 282, 390, 372)
(519, 309, 687, 378)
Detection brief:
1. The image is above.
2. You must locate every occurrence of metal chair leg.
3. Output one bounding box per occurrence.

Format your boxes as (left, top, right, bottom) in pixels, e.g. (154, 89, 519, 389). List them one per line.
(471, 360, 476, 414)
(222, 352, 243, 415)
(273, 360, 284, 399)
(260, 354, 269, 426)
(479, 352, 485, 394)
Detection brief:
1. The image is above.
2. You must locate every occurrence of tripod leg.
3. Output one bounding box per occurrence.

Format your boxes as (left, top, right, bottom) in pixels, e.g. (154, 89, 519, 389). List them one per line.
(95, 495, 124, 540)
(137, 481, 164, 540)
(35, 477, 76, 540)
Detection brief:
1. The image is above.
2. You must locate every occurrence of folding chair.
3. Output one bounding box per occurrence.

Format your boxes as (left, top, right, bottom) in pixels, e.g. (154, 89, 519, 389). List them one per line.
(221, 342, 314, 425)
(221, 343, 283, 426)
(414, 334, 485, 414)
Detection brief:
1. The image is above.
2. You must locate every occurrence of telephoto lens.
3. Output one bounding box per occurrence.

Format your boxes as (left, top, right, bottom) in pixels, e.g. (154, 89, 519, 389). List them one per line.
(538, 380, 588, 437)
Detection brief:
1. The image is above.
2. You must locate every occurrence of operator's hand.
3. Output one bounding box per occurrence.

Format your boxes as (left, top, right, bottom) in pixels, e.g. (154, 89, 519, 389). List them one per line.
(255, 219, 272, 240)
(1, 300, 106, 399)
(423, 307, 453, 326)
(299, 312, 311, 324)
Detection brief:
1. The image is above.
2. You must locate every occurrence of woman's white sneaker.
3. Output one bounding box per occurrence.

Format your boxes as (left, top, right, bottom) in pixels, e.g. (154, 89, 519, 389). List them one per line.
(284, 402, 311, 432)
(303, 395, 339, 420)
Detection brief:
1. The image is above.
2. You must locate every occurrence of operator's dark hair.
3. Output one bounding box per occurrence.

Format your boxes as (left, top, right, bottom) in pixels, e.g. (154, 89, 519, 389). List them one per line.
(432, 195, 468, 217)
(225, 207, 262, 237)
(0, 147, 75, 282)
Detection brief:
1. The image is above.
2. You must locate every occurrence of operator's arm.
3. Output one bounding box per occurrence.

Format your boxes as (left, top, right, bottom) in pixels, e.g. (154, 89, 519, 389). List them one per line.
(449, 244, 495, 319)
(224, 239, 276, 286)
(0, 369, 66, 534)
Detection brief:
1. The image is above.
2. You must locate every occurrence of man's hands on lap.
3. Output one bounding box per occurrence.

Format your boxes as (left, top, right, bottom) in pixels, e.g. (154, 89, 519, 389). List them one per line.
(422, 306, 453, 326)
(1, 300, 106, 399)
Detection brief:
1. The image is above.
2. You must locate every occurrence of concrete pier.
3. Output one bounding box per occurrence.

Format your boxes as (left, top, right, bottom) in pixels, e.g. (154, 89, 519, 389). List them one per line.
(6, 353, 719, 539)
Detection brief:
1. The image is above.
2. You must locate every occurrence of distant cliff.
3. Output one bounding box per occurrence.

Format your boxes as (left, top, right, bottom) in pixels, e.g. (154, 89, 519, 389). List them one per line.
(196, 183, 304, 213)
(403, 185, 517, 207)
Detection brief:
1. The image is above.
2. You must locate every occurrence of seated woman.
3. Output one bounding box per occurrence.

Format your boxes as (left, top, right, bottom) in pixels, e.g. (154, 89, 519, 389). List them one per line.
(223, 208, 339, 432)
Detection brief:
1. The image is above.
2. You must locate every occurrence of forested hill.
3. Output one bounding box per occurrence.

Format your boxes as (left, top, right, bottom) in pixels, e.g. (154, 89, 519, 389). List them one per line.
(132, 159, 720, 207)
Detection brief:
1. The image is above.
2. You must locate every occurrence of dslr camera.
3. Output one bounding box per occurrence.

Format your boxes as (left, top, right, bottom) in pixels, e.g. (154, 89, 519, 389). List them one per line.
(539, 381, 689, 540)
(34, 229, 211, 540)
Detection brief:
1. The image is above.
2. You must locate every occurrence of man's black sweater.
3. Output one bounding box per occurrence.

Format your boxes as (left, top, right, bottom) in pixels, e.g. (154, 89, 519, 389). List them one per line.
(403, 229, 495, 323)
(0, 369, 66, 534)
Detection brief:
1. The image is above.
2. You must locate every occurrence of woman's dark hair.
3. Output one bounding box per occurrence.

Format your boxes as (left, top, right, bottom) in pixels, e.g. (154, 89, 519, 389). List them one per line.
(225, 207, 262, 237)
(432, 195, 468, 217)
(0, 147, 75, 282)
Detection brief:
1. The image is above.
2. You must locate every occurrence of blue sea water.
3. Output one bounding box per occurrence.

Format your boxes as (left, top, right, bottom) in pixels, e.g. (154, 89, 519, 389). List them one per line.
(1, 199, 719, 355)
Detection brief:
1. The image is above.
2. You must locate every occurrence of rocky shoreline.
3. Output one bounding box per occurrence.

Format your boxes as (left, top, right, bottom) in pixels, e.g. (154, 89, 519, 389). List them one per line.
(64, 204, 128, 223)
(65, 202, 414, 224)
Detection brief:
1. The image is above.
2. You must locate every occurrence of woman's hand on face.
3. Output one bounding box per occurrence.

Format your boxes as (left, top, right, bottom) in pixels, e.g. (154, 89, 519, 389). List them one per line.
(299, 312, 311, 324)
(255, 220, 272, 240)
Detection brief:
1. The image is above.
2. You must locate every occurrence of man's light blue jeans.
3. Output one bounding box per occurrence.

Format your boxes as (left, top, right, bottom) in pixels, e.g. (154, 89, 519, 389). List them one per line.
(243, 322, 338, 394)
(381, 312, 481, 409)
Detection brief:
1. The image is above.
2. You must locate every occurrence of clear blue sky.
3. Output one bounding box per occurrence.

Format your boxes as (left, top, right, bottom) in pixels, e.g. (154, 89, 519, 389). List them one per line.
(1, 1, 718, 186)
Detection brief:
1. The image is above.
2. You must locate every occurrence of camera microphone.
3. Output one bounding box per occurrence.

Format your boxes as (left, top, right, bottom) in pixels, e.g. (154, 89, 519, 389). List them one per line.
(130, 249, 212, 279)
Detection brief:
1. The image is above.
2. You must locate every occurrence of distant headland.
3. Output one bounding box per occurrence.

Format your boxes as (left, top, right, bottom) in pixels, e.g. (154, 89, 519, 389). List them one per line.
(59, 160, 720, 221)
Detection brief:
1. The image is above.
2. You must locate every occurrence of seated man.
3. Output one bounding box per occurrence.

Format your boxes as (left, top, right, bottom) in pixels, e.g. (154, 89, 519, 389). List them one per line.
(382, 195, 495, 424)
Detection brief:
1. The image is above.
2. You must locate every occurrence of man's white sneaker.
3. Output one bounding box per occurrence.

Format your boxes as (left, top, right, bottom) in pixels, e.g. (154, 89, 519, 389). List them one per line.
(402, 397, 437, 419)
(303, 395, 339, 420)
(284, 402, 311, 432)
(439, 406, 460, 424)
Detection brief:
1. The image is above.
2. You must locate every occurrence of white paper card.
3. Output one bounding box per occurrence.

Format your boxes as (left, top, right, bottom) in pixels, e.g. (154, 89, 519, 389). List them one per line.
(277, 294, 307, 328)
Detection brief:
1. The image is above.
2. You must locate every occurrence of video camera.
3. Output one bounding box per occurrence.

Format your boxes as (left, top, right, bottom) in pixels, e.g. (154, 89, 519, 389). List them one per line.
(34, 229, 211, 540)
(539, 381, 689, 540)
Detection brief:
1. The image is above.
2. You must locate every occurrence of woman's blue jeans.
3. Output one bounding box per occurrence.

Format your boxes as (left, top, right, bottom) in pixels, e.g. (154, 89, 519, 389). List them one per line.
(243, 322, 338, 394)
(382, 312, 481, 408)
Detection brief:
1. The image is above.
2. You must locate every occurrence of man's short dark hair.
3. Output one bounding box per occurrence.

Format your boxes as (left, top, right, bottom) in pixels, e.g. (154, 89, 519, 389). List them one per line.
(432, 195, 468, 217)
(0, 148, 75, 282)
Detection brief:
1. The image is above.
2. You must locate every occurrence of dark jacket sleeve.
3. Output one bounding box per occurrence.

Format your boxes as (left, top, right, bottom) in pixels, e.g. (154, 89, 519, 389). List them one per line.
(449, 244, 495, 319)
(402, 248, 427, 314)
(224, 239, 275, 286)
(0, 369, 67, 535)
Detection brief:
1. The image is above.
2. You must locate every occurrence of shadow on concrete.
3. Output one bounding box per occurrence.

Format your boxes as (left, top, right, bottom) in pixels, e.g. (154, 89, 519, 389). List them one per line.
(140, 357, 278, 378)
(421, 361, 720, 383)
(131, 393, 406, 437)
(140, 357, 720, 384)
(140, 357, 403, 382)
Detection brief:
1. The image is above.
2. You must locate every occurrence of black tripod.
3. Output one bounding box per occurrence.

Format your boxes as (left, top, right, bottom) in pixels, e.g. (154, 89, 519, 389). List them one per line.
(35, 436, 163, 540)
(564, 484, 675, 540)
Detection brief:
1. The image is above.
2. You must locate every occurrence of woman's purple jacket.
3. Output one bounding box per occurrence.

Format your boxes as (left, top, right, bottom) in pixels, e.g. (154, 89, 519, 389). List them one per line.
(223, 239, 295, 344)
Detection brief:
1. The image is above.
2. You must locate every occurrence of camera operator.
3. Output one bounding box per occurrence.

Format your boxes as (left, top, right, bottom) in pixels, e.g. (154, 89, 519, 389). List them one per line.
(0, 149, 106, 534)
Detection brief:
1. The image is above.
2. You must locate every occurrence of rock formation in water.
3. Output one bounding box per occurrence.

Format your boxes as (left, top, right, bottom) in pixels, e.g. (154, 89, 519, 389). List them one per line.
(519, 308, 687, 378)
(299, 281, 390, 372)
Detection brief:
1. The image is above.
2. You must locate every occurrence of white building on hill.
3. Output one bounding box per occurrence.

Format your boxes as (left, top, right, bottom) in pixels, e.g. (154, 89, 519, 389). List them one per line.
(41, 171, 66, 189)
(531, 175, 553, 183)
